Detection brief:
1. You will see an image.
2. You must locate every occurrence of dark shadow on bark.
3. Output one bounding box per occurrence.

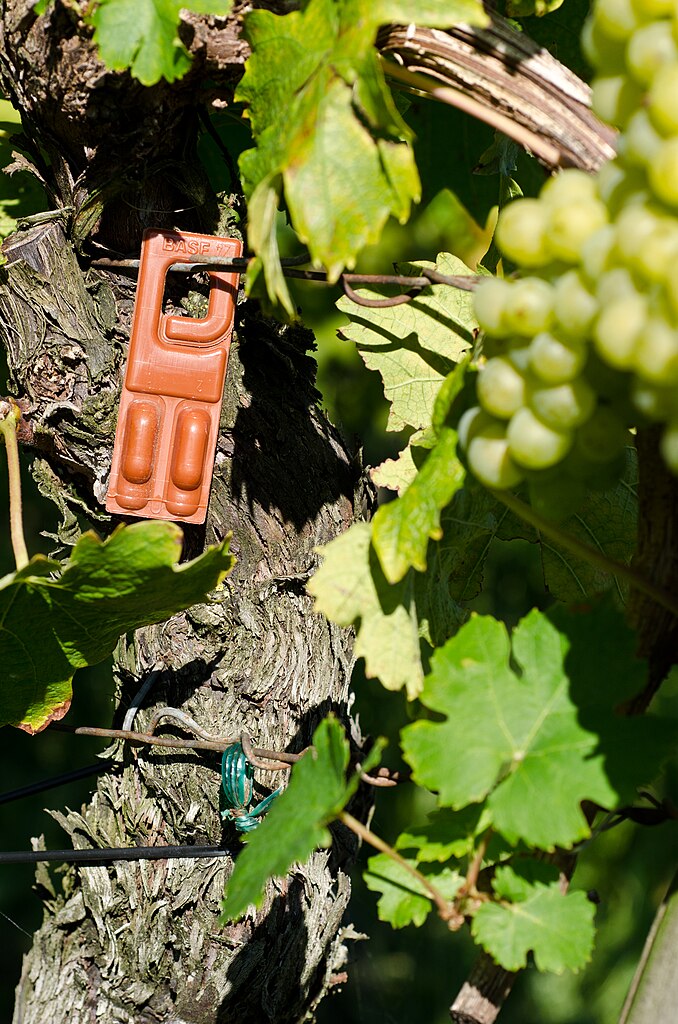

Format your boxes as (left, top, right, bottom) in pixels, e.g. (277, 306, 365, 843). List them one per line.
(218, 878, 328, 1024)
(229, 307, 358, 531)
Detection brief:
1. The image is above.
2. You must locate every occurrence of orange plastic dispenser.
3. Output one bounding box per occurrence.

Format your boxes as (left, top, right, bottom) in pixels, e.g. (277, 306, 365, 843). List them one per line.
(106, 228, 242, 524)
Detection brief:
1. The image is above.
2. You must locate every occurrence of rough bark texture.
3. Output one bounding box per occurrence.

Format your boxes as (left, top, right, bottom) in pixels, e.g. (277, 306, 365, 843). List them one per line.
(449, 955, 515, 1024)
(0, 2, 369, 1021)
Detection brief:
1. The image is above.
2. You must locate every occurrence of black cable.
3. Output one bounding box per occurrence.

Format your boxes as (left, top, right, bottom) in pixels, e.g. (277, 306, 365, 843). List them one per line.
(0, 845, 234, 866)
(0, 761, 114, 806)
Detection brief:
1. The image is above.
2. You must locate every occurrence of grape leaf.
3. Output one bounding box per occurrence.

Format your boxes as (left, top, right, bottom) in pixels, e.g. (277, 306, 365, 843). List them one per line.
(221, 717, 376, 922)
(337, 254, 477, 432)
(370, 430, 435, 495)
(237, 2, 486, 312)
(364, 853, 463, 928)
(472, 865, 596, 973)
(401, 606, 678, 849)
(414, 485, 514, 649)
(308, 484, 507, 696)
(0, 522, 234, 733)
(372, 428, 465, 583)
(370, 369, 470, 583)
(307, 522, 425, 697)
(539, 450, 638, 604)
(395, 806, 489, 862)
(91, 0, 232, 86)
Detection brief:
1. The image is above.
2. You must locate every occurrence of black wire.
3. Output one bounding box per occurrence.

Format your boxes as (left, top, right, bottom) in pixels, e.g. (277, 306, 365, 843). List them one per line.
(0, 761, 114, 806)
(0, 845, 235, 866)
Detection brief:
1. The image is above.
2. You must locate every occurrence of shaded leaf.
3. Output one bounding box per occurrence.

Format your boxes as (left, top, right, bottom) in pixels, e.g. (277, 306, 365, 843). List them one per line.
(395, 806, 489, 862)
(364, 852, 463, 928)
(237, 0, 486, 311)
(0, 522, 234, 732)
(539, 450, 638, 604)
(309, 483, 507, 696)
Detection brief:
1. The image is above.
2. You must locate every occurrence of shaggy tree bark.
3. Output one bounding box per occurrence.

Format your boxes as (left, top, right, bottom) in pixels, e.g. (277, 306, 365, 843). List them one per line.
(0, 2, 369, 1021)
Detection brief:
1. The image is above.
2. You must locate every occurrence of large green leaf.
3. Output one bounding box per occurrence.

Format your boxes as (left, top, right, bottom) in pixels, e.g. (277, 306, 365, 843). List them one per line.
(0, 522, 234, 732)
(221, 717, 377, 922)
(472, 865, 596, 973)
(237, 1, 486, 312)
(401, 606, 677, 849)
(337, 254, 477, 433)
(91, 0, 232, 86)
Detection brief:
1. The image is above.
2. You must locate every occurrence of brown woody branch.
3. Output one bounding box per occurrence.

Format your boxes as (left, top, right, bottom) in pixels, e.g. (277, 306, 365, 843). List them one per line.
(378, 15, 615, 173)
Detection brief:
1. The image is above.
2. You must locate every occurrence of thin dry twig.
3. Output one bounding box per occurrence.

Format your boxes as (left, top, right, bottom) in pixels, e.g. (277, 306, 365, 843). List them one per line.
(51, 716, 406, 786)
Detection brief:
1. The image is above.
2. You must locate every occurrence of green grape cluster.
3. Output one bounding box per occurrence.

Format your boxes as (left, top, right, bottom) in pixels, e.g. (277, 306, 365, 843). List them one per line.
(464, 0, 678, 510)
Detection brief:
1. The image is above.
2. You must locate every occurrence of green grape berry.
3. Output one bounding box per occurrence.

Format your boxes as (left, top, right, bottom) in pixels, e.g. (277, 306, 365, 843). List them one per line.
(594, 0, 644, 41)
(529, 378, 597, 429)
(613, 204, 659, 264)
(477, 357, 529, 419)
(593, 291, 647, 369)
(503, 278, 554, 336)
(541, 170, 599, 208)
(529, 332, 588, 384)
(634, 220, 678, 281)
(648, 64, 678, 135)
(591, 74, 644, 127)
(457, 405, 495, 451)
(547, 199, 609, 263)
(626, 20, 677, 85)
(581, 224, 617, 283)
(507, 407, 574, 469)
(648, 137, 678, 206)
(583, 15, 628, 68)
(553, 270, 599, 338)
(467, 421, 525, 489)
(618, 109, 663, 167)
(495, 199, 551, 268)
(632, 316, 678, 382)
(474, 277, 512, 336)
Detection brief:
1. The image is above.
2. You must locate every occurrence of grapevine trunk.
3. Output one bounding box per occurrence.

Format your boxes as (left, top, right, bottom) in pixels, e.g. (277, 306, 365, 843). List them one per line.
(0, 2, 368, 1021)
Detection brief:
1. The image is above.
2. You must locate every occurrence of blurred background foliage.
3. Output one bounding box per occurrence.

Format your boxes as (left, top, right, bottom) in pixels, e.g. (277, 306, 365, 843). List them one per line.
(2, 0, 678, 1018)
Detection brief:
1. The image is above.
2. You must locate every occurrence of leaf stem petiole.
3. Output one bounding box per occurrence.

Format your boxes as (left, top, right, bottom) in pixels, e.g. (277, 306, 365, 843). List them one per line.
(491, 489, 678, 619)
(0, 400, 28, 571)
